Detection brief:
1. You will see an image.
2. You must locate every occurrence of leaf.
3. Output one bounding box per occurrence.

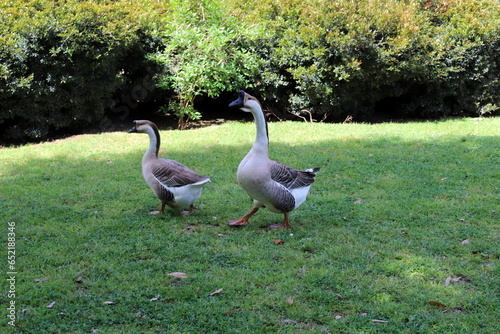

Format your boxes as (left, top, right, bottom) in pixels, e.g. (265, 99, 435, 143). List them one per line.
(46, 301, 56, 309)
(168, 272, 188, 279)
(283, 319, 298, 324)
(209, 288, 223, 296)
(102, 301, 117, 305)
(274, 239, 285, 244)
(428, 301, 447, 308)
(445, 276, 451, 286)
(353, 199, 362, 204)
(286, 296, 294, 305)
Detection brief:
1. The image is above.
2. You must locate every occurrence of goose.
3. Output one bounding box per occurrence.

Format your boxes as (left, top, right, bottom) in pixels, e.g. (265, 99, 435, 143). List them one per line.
(128, 120, 210, 215)
(228, 91, 320, 228)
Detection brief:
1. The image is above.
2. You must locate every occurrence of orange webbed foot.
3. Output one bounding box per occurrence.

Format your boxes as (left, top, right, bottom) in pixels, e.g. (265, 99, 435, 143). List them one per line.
(228, 218, 250, 226)
(181, 205, 196, 216)
(228, 206, 260, 227)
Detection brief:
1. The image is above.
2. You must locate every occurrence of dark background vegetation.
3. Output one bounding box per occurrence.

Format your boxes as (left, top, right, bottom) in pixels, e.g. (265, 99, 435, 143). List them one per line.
(1, 0, 499, 144)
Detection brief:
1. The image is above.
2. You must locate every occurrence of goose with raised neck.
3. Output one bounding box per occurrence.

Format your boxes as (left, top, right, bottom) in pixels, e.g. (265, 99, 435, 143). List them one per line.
(228, 91, 320, 228)
(129, 120, 210, 214)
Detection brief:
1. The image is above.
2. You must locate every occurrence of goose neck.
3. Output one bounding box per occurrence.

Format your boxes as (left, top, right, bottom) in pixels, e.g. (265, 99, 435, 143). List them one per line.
(250, 107, 269, 155)
(143, 126, 160, 161)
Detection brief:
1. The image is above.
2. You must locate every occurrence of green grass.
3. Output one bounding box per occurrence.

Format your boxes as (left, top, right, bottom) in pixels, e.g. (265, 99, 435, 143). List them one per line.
(1, 117, 499, 333)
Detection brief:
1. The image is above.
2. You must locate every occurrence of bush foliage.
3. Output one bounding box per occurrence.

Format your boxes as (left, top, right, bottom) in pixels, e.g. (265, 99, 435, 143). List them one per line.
(1, 0, 499, 142)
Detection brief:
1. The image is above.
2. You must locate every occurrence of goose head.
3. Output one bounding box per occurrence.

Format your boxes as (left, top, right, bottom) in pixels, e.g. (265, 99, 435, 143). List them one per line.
(229, 90, 262, 113)
(128, 120, 157, 134)
(128, 120, 160, 142)
(128, 120, 161, 158)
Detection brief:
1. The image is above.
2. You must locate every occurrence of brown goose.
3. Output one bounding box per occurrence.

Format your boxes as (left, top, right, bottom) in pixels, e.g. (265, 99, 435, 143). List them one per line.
(128, 120, 210, 214)
(228, 91, 320, 228)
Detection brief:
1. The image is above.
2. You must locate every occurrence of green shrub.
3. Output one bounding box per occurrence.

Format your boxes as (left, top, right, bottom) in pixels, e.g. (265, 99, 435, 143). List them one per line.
(0, 0, 160, 143)
(148, 0, 259, 128)
(230, 0, 500, 120)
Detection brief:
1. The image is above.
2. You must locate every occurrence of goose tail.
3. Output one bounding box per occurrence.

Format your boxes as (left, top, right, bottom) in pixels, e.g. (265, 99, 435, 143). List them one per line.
(305, 167, 321, 175)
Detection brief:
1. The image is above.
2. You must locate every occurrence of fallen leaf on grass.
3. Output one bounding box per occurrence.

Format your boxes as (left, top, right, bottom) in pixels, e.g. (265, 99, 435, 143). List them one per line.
(372, 319, 388, 323)
(428, 301, 447, 308)
(102, 301, 117, 305)
(150, 297, 159, 302)
(168, 272, 188, 279)
(46, 301, 56, 309)
(274, 239, 285, 244)
(209, 288, 223, 296)
(461, 239, 470, 245)
(446, 276, 473, 286)
(283, 319, 298, 324)
(75, 276, 83, 283)
(286, 296, 294, 305)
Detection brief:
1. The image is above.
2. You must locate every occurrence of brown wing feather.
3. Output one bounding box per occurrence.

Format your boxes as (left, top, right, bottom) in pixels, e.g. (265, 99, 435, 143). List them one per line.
(151, 159, 209, 188)
(267, 162, 320, 212)
(270, 161, 318, 190)
(268, 185, 296, 213)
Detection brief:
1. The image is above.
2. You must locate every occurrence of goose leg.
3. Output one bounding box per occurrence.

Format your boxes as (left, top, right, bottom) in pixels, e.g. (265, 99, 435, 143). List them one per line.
(181, 205, 196, 216)
(270, 212, 291, 229)
(150, 202, 166, 215)
(228, 206, 259, 226)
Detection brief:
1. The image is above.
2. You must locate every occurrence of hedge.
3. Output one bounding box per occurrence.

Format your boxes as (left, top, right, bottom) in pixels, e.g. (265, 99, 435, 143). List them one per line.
(0, 0, 163, 143)
(234, 0, 500, 120)
(1, 0, 499, 143)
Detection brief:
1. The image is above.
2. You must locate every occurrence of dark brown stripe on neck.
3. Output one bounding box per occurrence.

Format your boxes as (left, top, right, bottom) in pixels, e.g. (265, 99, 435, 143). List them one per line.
(150, 122, 161, 157)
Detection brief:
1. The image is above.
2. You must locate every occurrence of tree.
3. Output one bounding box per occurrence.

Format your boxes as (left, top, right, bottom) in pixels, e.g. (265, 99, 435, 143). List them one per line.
(150, 0, 258, 128)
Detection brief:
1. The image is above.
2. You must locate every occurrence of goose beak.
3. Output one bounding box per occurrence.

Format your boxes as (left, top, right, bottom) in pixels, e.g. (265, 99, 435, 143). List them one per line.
(128, 121, 138, 133)
(229, 90, 246, 108)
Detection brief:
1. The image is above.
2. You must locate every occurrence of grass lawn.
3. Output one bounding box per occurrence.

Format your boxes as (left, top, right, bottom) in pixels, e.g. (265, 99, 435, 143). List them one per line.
(1, 117, 499, 333)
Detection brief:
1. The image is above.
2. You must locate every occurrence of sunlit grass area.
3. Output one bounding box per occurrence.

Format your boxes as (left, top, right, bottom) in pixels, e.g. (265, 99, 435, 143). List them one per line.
(1, 117, 499, 333)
